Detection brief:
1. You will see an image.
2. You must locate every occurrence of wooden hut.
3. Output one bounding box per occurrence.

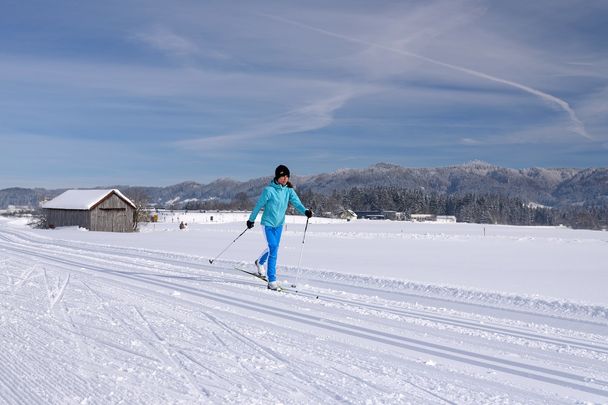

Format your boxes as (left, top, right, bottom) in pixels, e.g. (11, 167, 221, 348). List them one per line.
(43, 189, 136, 232)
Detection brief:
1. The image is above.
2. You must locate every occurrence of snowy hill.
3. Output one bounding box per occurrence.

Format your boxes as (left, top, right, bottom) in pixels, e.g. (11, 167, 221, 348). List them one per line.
(134, 162, 606, 208)
(296, 162, 590, 206)
(1, 214, 607, 403)
(1, 162, 607, 209)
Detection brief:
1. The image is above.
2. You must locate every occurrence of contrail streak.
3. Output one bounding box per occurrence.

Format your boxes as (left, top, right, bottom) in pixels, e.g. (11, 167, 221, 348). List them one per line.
(259, 13, 592, 140)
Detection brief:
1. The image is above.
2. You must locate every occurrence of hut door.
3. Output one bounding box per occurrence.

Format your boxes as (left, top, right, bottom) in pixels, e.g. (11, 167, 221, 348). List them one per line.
(113, 211, 126, 232)
(99, 207, 127, 232)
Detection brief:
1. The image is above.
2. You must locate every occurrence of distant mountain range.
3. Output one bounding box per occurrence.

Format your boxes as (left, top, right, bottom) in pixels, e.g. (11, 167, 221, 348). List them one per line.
(2, 161, 607, 209)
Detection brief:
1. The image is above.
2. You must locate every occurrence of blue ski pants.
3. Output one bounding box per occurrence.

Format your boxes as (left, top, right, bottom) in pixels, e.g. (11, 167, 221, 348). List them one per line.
(256, 225, 283, 282)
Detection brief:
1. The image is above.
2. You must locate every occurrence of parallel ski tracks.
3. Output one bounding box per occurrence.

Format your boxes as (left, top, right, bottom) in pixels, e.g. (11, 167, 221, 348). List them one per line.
(2, 230, 607, 356)
(296, 291, 608, 355)
(1, 229, 608, 399)
(3, 228, 607, 324)
(2, 232, 608, 362)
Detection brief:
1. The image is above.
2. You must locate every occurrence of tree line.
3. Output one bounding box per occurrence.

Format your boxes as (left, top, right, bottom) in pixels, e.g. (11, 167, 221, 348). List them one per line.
(181, 186, 607, 230)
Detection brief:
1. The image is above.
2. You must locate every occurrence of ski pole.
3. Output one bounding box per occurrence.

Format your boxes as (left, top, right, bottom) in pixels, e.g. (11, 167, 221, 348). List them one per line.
(293, 217, 310, 287)
(209, 227, 249, 264)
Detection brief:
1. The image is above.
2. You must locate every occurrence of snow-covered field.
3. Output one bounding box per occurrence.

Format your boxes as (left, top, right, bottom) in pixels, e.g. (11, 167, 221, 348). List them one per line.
(1, 213, 607, 404)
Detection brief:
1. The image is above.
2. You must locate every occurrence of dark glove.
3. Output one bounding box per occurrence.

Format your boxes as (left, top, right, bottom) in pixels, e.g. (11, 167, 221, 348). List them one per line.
(305, 209, 313, 219)
(246, 220, 255, 229)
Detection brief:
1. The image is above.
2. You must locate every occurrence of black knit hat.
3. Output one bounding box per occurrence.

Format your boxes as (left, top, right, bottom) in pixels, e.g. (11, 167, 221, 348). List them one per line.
(274, 164, 290, 179)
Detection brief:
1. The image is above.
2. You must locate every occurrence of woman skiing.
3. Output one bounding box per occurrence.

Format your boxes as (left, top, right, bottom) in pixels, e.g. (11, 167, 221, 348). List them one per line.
(247, 164, 312, 290)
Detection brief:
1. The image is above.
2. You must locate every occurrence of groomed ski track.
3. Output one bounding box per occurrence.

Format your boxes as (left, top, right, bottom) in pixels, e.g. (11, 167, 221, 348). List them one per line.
(1, 227, 607, 404)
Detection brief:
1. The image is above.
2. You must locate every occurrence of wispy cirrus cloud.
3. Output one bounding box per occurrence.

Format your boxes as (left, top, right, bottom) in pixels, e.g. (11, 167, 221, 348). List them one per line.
(133, 26, 200, 57)
(258, 12, 592, 141)
(2, 0, 607, 188)
(132, 26, 230, 61)
(176, 90, 355, 151)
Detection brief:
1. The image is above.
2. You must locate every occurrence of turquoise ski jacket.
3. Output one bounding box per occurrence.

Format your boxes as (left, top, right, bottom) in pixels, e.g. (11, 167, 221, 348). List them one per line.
(249, 180, 307, 227)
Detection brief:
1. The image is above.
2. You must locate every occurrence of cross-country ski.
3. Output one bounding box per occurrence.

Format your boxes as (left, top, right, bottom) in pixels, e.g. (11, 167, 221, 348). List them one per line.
(234, 265, 298, 293)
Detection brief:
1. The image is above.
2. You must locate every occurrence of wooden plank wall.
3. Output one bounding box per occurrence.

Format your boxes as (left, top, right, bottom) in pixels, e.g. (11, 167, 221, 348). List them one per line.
(45, 209, 90, 229)
(90, 194, 135, 232)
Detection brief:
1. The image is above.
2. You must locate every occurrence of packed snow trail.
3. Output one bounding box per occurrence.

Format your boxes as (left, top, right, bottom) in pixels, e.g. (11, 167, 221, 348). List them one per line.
(1, 226, 607, 404)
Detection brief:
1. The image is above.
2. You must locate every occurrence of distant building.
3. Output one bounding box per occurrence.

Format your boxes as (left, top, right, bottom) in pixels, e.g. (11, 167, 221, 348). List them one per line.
(436, 215, 457, 223)
(410, 214, 435, 222)
(382, 210, 398, 220)
(43, 189, 136, 232)
(6, 205, 31, 213)
(354, 210, 406, 220)
(355, 211, 385, 220)
(410, 214, 457, 223)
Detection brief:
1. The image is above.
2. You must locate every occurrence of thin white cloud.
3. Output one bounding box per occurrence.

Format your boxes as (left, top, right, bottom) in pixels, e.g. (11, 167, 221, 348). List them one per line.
(133, 26, 200, 57)
(176, 90, 354, 151)
(457, 123, 592, 147)
(258, 13, 592, 141)
(0, 53, 339, 101)
(578, 86, 608, 117)
(460, 138, 482, 145)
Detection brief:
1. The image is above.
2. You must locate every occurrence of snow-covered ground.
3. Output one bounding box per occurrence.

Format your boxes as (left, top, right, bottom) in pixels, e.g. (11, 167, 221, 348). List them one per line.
(1, 213, 607, 404)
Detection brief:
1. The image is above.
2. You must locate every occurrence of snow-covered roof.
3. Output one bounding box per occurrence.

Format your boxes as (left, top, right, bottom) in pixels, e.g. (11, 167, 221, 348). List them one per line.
(43, 189, 136, 210)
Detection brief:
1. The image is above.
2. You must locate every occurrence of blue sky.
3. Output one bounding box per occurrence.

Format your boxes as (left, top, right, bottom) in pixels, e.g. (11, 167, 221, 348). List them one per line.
(1, 0, 607, 188)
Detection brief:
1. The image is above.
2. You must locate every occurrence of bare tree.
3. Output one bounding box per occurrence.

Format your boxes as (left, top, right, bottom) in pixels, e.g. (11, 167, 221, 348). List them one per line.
(26, 208, 49, 229)
(124, 189, 150, 231)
